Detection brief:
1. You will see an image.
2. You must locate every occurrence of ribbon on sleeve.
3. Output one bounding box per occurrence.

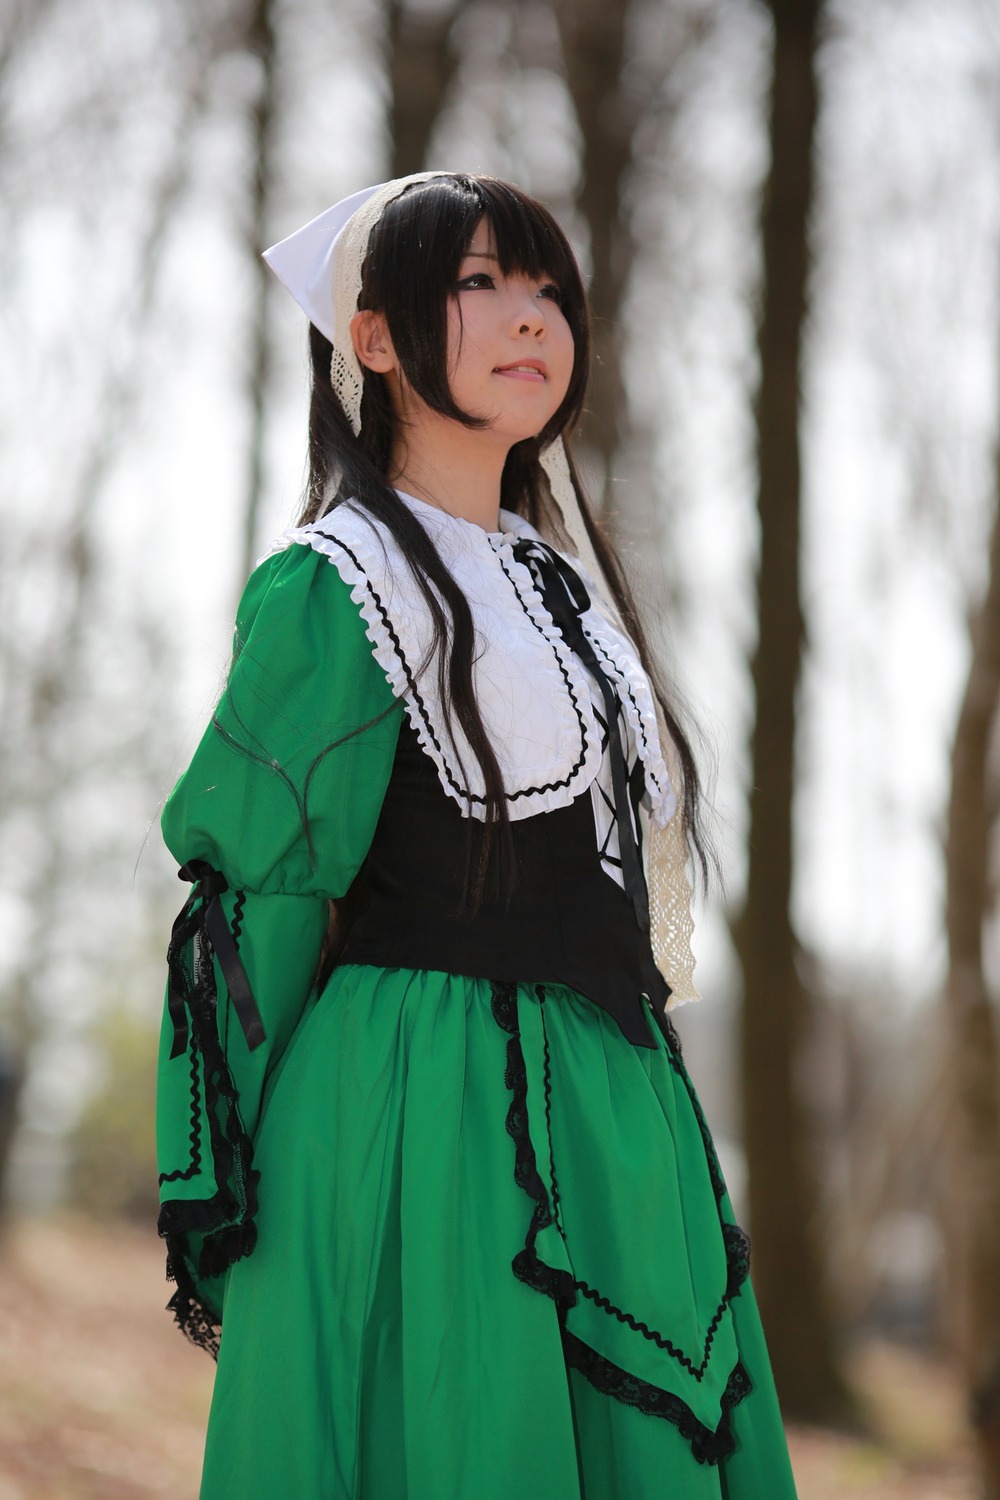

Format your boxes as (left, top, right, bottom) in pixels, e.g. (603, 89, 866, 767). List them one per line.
(166, 860, 267, 1059)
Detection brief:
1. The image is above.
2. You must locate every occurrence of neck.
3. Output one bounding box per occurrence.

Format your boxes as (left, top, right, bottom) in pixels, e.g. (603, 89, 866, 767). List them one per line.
(389, 418, 510, 532)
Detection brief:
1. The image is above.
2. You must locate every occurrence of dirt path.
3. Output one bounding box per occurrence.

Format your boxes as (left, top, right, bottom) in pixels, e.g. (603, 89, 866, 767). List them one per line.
(0, 1216, 975, 1498)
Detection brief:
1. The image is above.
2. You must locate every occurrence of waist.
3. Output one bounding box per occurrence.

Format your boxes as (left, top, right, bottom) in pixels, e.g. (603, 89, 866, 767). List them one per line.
(341, 782, 666, 1049)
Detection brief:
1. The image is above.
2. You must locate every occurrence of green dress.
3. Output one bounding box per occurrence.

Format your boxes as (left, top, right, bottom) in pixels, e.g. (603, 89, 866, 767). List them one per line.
(157, 512, 799, 1499)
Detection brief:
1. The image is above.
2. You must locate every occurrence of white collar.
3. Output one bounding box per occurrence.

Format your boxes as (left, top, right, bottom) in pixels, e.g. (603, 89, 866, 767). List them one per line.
(268, 496, 675, 828)
(393, 486, 537, 543)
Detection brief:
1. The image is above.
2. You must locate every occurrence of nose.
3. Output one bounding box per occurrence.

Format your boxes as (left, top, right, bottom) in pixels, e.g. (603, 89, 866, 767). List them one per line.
(511, 289, 546, 338)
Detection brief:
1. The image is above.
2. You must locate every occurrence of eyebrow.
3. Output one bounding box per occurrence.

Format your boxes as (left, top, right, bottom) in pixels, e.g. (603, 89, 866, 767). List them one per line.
(463, 251, 499, 262)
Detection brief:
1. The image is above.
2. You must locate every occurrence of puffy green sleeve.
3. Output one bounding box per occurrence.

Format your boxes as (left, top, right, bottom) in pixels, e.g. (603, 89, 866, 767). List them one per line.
(156, 541, 401, 1352)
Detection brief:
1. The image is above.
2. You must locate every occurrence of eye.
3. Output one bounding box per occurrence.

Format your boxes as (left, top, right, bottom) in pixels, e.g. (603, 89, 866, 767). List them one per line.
(538, 281, 562, 304)
(456, 272, 496, 291)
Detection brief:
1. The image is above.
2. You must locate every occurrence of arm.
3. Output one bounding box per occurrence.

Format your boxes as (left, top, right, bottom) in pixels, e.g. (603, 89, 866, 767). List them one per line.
(156, 541, 401, 1349)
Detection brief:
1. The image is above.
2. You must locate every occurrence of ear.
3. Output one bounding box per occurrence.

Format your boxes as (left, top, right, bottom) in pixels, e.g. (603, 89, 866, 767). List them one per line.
(350, 309, 398, 374)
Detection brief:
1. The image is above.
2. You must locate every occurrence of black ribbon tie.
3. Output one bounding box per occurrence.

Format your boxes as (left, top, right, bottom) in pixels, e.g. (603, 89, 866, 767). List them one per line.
(511, 538, 651, 936)
(166, 859, 267, 1059)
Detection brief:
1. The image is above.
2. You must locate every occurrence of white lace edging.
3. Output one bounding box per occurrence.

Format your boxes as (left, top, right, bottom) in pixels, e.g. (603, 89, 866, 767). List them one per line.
(330, 174, 443, 436)
(649, 709, 699, 1007)
(555, 530, 696, 1001)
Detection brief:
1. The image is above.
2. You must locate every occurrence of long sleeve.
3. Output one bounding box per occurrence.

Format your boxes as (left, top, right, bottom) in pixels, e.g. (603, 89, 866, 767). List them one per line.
(156, 541, 401, 1350)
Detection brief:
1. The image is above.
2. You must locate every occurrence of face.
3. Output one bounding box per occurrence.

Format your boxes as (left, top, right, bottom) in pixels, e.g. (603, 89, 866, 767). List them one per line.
(443, 217, 575, 445)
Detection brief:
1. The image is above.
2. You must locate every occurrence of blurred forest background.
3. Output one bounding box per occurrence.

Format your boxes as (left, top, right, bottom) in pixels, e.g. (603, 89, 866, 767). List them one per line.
(1, 0, 1000, 1494)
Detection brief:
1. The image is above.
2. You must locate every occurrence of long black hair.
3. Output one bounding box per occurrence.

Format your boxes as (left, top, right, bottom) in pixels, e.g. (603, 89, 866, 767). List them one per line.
(301, 173, 708, 895)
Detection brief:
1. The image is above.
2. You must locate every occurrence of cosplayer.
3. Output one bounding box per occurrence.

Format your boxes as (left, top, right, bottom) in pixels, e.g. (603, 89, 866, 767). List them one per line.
(156, 171, 799, 1499)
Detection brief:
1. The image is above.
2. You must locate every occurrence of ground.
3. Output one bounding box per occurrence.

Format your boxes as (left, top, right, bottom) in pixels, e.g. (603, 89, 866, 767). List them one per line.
(0, 1215, 976, 1499)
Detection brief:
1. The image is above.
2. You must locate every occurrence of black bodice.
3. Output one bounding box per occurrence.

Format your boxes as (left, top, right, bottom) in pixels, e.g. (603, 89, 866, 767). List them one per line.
(341, 718, 669, 1047)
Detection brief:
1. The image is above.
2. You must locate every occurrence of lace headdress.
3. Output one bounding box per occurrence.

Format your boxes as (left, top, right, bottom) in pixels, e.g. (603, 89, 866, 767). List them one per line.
(262, 174, 698, 1007)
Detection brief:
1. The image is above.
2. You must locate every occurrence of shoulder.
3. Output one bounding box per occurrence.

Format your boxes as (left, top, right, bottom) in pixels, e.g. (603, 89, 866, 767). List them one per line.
(258, 504, 408, 642)
(239, 529, 360, 637)
(262, 503, 447, 723)
(207, 530, 399, 739)
(230, 523, 393, 691)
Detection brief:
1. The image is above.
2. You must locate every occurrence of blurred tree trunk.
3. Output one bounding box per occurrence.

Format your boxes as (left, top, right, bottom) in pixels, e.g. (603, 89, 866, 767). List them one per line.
(552, 0, 634, 525)
(0, 51, 210, 1212)
(944, 443, 1000, 1493)
(239, 0, 279, 587)
(386, 0, 459, 178)
(734, 0, 851, 1422)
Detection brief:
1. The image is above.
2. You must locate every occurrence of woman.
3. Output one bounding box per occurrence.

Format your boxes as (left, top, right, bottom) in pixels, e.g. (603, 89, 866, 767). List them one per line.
(157, 171, 798, 1499)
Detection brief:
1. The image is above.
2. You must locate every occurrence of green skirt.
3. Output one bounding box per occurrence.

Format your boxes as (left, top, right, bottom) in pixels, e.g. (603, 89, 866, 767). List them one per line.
(199, 966, 798, 1499)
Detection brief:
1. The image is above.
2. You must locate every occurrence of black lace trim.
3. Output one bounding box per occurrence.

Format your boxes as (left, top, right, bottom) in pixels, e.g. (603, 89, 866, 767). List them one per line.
(164, 1236, 222, 1359)
(158, 887, 260, 1354)
(490, 980, 752, 1465)
(657, 1015, 753, 1277)
(564, 1331, 752, 1465)
(537, 995, 566, 1242)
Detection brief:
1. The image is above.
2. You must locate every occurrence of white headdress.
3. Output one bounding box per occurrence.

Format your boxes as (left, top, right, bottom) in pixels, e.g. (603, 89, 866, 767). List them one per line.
(262, 174, 698, 1007)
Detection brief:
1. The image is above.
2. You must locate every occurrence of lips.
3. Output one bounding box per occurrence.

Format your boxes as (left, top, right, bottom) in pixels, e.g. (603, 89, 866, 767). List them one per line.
(493, 360, 547, 380)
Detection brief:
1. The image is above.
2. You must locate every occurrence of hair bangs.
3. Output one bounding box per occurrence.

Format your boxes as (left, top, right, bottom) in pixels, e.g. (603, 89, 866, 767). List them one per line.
(469, 178, 581, 300)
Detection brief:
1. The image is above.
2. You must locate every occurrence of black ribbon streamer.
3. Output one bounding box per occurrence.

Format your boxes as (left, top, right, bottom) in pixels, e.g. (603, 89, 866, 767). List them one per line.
(166, 859, 266, 1059)
(511, 538, 650, 936)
